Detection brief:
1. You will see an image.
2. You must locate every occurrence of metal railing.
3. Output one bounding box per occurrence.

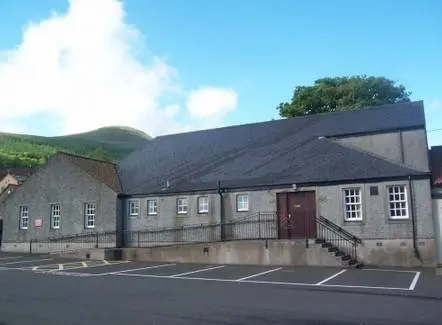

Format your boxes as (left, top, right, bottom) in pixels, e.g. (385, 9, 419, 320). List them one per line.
(315, 216, 361, 263)
(124, 212, 278, 248)
(29, 212, 278, 253)
(29, 230, 117, 254)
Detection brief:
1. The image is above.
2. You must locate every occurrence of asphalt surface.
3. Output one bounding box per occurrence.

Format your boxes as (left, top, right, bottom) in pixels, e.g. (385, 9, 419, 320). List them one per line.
(1, 252, 442, 325)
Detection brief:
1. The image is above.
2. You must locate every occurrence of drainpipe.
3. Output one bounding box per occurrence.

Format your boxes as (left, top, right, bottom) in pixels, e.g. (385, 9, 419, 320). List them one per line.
(408, 176, 422, 261)
(217, 180, 225, 241)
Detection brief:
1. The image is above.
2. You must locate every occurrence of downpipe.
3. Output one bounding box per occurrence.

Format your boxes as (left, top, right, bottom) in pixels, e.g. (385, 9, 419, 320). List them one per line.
(217, 180, 225, 241)
(409, 176, 422, 262)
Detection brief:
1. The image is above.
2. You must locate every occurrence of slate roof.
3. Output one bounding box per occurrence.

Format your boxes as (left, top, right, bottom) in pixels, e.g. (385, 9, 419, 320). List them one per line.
(58, 152, 122, 193)
(430, 146, 442, 186)
(0, 168, 35, 180)
(117, 101, 428, 195)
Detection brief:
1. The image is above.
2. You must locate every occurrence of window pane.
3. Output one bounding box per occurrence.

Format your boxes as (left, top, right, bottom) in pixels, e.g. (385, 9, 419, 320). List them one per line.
(343, 188, 362, 220)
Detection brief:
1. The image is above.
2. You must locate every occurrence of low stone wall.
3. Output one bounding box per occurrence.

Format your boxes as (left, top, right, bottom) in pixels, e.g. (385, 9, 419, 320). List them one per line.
(0, 242, 115, 255)
(356, 238, 436, 267)
(120, 240, 345, 267)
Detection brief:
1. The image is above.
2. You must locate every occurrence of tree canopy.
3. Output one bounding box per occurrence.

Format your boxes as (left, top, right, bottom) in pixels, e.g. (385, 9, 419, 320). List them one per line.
(277, 75, 412, 118)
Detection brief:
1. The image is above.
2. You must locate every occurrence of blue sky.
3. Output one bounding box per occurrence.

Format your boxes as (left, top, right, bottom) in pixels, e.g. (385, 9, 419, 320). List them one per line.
(0, 0, 441, 146)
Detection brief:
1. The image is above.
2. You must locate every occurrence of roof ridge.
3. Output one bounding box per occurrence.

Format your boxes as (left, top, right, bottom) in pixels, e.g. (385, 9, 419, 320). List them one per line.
(323, 138, 427, 173)
(57, 151, 116, 166)
(154, 100, 424, 141)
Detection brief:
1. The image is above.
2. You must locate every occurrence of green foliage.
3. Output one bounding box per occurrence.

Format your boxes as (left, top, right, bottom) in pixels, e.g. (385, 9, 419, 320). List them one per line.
(0, 126, 151, 168)
(277, 75, 412, 118)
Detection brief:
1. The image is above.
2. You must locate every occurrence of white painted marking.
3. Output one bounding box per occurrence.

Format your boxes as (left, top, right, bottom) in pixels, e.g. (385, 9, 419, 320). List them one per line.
(169, 265, 225, 277)
(58, 264, 64, 270)
(315, 269, 347, 285)
(48, 260, 131, 272)
(115, 272, 412, 290)
(103, 260, 110, 265)
(408, 271, 421, 291)
(0, 258, 53, 265)
(362, 268, 418, 274)
(94, 263, 176, 276)
(320, 283, 410, 291)
(235, 267, 282, 281)
(0, 256, 24, 261)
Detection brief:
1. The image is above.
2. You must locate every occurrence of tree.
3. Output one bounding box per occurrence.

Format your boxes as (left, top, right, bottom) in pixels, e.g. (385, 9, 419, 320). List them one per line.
(277, 75, 412, 118)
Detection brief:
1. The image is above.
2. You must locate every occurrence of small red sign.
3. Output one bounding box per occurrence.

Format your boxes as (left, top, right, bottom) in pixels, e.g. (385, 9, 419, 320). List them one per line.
(34, 219, 42, 227)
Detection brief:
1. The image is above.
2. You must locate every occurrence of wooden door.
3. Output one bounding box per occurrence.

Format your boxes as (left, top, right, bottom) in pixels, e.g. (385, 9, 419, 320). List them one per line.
(277, 191, 316, 239)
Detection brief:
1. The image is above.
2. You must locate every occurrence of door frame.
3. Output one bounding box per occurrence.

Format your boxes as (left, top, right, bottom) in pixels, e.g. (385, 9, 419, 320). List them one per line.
(276, 191, 317, 239)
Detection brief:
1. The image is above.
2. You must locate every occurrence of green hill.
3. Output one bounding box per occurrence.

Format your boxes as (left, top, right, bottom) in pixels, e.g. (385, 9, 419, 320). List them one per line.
(0, 126, 152, 167)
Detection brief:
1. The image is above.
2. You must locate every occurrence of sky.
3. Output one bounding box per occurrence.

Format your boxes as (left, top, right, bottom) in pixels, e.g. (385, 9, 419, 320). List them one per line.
(0, 0, 441, 146)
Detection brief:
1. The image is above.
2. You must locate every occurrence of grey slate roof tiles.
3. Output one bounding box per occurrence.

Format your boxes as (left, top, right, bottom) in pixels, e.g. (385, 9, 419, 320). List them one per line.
(117, 101, 428, 195)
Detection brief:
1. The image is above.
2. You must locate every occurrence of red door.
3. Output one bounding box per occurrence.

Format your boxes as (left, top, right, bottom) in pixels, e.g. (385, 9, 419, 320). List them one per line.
(277, 191, 316, 239)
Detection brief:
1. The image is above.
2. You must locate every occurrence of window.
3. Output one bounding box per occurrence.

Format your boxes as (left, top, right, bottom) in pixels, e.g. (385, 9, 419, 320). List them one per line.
(50, 203, 61, 229)
(19, 206, 29, 230)
(84, 203, 96, 228)
(177, 198, 188, 214)
(129, 199, 139, 216)
(236, 194, 249, 212)
(388, 185, 408, 219)
(344, 188, 362, 221)
(198, 196, 209, 213)
(147, 199, 158, 216)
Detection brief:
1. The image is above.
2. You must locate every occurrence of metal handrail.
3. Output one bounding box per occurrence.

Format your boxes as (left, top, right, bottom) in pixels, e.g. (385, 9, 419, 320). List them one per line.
(316, 216, 362, 243)
(315, 216, 360, 262)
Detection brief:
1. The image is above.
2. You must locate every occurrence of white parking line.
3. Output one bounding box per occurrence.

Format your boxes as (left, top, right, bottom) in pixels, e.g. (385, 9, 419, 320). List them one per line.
(97, 263, 177, 276)
(0, 258, 53, 266)
(235, 267, 282, 281)
(315, 269, 347, 285)
(361, 268, 417, 273)
(114, 273, 412, 291)
(0, 256, 25, 261)
(170, 265, 225, 277)
(408, 272, 421, 290)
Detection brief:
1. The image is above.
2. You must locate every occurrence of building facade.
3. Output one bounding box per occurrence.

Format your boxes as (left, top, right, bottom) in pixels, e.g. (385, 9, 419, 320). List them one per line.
(0, 101, 439, 267)
(0, 152, 121, 252)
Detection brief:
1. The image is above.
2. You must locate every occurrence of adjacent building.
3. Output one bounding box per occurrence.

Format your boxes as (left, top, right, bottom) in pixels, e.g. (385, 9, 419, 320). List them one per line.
(0, 100, 439, 267)
(0, 152, 121, 252)
(430, 146, 442, 266)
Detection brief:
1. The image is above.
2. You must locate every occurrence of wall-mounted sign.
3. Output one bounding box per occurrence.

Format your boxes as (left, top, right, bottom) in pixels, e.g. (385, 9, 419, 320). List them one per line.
(34, 219, 42, 227)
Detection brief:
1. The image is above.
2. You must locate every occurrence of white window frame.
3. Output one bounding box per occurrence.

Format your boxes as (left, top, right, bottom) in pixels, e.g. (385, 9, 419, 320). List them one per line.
(343, 188, 363, 221)
(236, 194, 249, 212)
(19, 205, 29, 230)
(84, 203, 96, 229)
(388, 185, 409, 219)
(198, 196, 209, 213)
(177, 198, 188, 215)
(147, 199, 158, 216)
(50, 203, 61, 229)
(129, 199, 140, 216)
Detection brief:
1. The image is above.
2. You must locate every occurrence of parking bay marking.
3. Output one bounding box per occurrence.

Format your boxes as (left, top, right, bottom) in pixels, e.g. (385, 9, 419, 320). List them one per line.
(408, 272, 421, 291)
(170, 265, 225, 277)
(93, 263, 177, 276)
(115, 272, 413, 291)
(235, 267, 283, 281)
(47, 260, 131, 272)
(315, 269, 347, 285)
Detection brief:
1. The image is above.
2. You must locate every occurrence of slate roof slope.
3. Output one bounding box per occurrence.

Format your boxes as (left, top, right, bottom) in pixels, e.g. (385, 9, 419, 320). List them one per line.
(118, 101, 427, 195)
(58, 152, 122, 193)
(430, 146, 442, 186)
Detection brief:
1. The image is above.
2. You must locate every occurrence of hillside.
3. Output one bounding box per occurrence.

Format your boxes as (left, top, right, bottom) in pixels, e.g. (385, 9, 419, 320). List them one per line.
(0, 126, 151, 167)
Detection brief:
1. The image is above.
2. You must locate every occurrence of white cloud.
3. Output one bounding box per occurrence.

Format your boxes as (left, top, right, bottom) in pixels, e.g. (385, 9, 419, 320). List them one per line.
(0, 0, 237, 137)
(427, 98, 442, 111)
(186, 87, 238, 119)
